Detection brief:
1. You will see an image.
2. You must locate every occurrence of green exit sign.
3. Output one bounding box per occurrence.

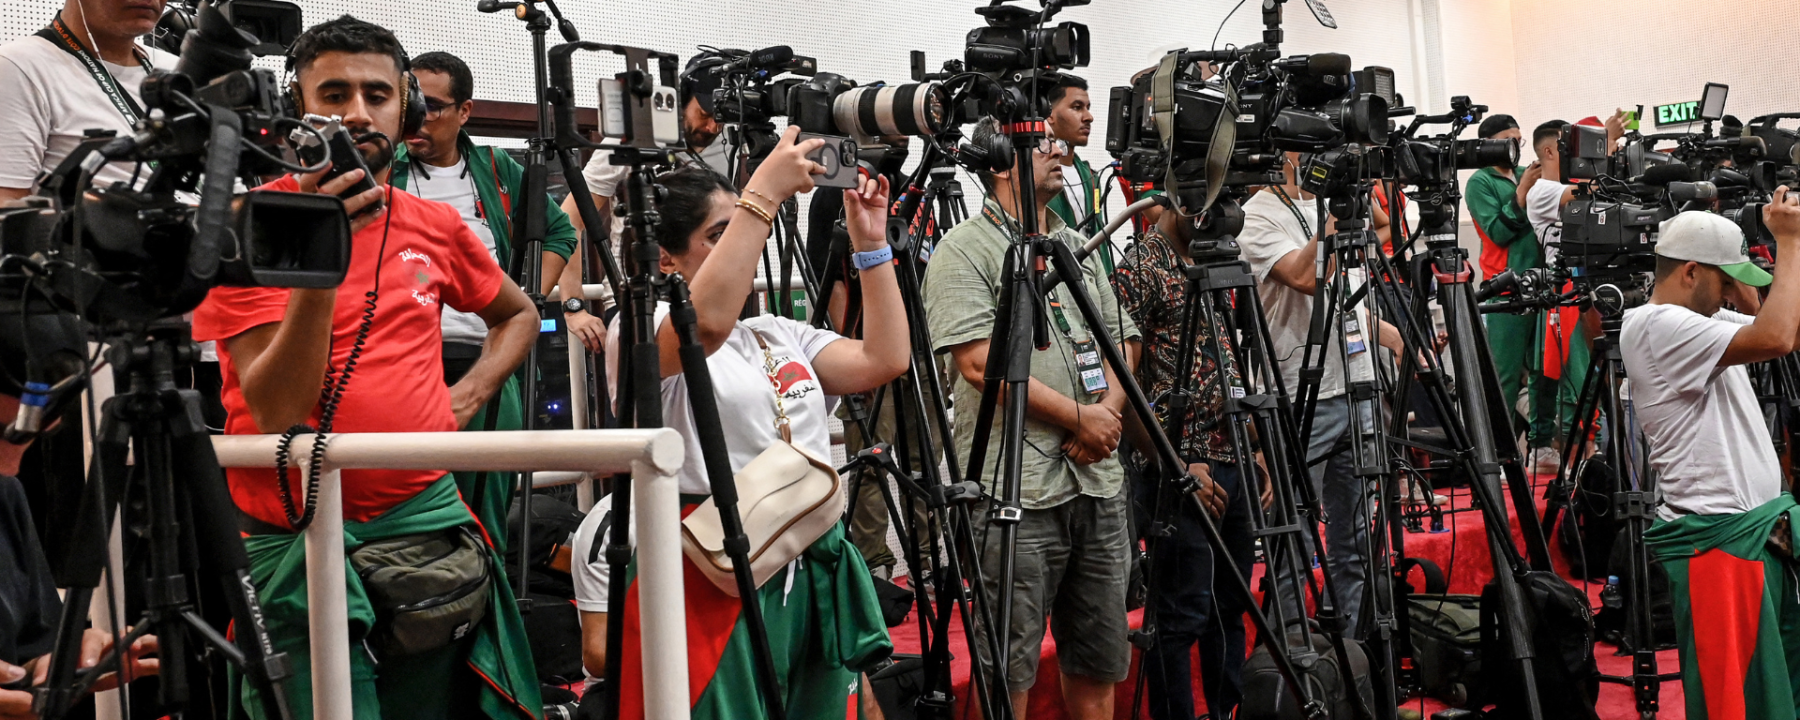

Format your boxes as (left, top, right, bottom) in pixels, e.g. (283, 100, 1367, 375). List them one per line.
(1655, 100, 1700, 127)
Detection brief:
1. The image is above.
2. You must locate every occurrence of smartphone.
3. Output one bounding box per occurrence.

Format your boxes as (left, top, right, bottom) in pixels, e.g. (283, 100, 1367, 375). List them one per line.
(297, 116, 378, 208)
(1622, 108, 1641, 132)
(796, 132, 861, 189)
(598, 78, 681, 147)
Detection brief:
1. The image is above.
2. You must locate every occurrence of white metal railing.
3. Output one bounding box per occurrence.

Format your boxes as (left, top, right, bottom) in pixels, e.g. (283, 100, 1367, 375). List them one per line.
(211, 429, 687, 720)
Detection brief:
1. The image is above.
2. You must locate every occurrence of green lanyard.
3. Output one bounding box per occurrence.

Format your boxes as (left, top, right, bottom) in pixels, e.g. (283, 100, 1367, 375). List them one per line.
(982, 204, 1079, 339)
(37, 13, 152, 126)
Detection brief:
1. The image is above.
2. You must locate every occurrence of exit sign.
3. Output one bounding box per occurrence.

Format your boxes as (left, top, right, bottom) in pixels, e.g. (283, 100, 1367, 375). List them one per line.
(1655, 100, 1700, 127)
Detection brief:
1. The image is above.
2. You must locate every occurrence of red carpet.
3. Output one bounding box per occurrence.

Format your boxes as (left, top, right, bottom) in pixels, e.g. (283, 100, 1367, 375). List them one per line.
(887, 475, 1687, 719)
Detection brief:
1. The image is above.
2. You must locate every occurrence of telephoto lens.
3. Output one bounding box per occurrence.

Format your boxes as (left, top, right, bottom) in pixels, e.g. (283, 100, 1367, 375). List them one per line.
(1453, 138, 1518, 170)
(832, 82, 949, 139)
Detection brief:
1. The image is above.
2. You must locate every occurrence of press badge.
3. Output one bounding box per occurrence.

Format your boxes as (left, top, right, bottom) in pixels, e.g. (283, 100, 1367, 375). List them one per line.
(1343, 315, 1368, 356)
(1074, 339, 1108, 393)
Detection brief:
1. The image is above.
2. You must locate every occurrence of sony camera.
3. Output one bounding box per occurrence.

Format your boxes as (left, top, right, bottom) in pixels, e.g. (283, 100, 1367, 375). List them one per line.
(964, 0, 1090, 73)
(1106, 50, 1392, 195)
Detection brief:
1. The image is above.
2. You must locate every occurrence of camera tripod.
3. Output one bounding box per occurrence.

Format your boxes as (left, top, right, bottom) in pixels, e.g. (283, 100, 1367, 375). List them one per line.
(820, 142, 1017, 720)
(1536, 287, 1679, 720)
(33, 320, 292, 720)
(1116, 190, 1376, 720)
(1378, 192, 1558, 720)
(481, 0, 586, 613)
(955, 108, 1326, 715)
(542, 43, 789, 720)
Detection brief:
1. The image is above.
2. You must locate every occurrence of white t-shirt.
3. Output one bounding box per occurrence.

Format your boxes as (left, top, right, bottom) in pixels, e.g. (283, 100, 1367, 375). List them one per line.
(0, 35, 175, 193)
(568, 492, 632, 692)
(1527, 178, 1568, 265)
(1237, 190, 1376, 401)
(1058, 164, 1090, 226)
(410, 157, 501, 346)
(1620, 303, 1781, 520)
(605, 303, 845, 496)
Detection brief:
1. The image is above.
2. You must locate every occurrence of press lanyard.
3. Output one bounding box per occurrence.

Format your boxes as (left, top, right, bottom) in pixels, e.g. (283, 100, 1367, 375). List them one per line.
(37, 13, 152, 126)
(982, 204, 1080, 340)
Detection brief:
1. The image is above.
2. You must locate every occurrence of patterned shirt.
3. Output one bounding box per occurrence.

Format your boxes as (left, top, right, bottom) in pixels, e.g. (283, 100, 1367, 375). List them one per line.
(1111, 227, 1243, 464)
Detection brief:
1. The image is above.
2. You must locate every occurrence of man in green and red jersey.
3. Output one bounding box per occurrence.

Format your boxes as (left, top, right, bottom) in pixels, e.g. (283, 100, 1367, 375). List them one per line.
(1465, 113, 1540, 448)
(191, 16, 542, 719)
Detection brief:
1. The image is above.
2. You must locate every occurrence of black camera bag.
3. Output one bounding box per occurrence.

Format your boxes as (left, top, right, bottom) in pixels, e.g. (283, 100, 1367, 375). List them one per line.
(1239, 630, 1372, 720)
(1478, 571, 1599, 720)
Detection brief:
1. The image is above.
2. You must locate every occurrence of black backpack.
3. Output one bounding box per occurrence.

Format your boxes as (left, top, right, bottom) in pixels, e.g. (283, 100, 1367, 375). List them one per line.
(506, 494, 588, 598)
(1592, 525, 1676, 652)
(1239, 630, 1373, 720)
(1555, 460, 1619, 581)
(1478, 571, 1600, 720)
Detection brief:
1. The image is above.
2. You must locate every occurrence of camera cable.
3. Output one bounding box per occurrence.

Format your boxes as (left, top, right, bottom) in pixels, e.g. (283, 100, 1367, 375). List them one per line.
(275, 141, 398, 530)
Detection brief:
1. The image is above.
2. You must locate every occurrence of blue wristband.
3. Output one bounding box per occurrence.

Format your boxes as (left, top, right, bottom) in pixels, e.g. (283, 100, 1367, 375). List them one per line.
(853, 245, 893, 271)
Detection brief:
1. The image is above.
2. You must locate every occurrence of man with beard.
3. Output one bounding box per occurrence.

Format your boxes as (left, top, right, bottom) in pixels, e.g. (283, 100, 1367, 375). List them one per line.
(190, 15, 543, 720)
(925, 117, 1144, 720)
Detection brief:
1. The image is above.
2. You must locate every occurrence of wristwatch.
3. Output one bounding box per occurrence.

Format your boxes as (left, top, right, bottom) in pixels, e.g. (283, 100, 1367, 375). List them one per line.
(563, 297, 588, 315)
(852, 245, 894, 271)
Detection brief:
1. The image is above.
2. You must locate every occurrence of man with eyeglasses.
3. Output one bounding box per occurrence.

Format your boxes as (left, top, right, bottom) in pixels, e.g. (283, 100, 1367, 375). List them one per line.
(390, 50, 584, 549)
(924, 117, 1142, 720)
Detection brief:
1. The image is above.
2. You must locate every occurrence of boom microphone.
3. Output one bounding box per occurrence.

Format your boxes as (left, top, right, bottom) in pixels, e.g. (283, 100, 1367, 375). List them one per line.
(715, 46, 794, 75)
(1639, 162, 1693, 186)
(1275, 52, 1351, 76)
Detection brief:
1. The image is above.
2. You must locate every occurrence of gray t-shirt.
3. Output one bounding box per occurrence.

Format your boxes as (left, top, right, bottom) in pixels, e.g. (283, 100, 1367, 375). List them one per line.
(922, 200, 1140, 509)
(1621, 304, 1781, 520)
(1237, 190, 1375, 402)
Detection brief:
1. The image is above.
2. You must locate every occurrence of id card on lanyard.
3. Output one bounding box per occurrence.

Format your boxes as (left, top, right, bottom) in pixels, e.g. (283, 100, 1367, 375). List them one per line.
(37, 14, 152, 126)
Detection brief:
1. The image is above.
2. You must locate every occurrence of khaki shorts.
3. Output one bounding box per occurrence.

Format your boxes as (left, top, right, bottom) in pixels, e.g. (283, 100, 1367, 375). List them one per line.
(970, 489, 1132, 689)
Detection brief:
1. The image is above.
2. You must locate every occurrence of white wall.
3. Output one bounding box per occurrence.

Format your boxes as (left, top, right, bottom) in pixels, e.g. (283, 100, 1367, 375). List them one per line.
(1508, 0, 1795, 139)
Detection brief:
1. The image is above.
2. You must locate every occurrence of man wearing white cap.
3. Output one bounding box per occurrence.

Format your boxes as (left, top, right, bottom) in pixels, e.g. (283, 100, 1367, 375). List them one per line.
(1627, 194, 1800, 719)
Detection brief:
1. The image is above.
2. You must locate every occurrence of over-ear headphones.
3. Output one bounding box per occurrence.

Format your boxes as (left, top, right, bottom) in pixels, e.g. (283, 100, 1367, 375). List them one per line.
(956, 123, 1015, 176)
(284, 49, 426, 138)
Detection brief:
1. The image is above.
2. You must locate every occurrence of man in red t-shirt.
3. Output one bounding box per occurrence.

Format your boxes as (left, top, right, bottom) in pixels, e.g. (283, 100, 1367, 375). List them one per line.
(190, 15, 542, 719)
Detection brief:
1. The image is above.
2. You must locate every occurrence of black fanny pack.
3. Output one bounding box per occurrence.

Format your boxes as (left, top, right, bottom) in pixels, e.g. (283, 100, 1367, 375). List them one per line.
(349, 525, 494, 657)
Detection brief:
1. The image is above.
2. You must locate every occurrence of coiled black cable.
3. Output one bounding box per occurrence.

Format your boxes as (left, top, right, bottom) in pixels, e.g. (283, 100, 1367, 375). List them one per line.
(275, 151, 396, 530)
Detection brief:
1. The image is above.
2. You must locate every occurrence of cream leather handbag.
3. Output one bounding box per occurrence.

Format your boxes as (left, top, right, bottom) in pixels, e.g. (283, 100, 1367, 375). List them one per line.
(680, 329, 845, 597)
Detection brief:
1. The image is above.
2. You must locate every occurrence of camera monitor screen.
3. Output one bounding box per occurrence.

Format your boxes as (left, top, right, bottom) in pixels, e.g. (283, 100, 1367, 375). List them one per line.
(1700, 83, 1729, 122)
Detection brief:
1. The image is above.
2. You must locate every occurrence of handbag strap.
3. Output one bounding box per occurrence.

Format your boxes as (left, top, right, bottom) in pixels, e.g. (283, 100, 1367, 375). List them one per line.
(750, 328, 795, 444)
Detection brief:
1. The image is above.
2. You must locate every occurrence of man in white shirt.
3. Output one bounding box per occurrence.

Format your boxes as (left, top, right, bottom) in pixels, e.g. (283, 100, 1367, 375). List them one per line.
(1627, 200, 1800, 717)
(0, 0, 174, 200)
(1515, 115, 1622, 474)
(1236, 152, 1402, 640)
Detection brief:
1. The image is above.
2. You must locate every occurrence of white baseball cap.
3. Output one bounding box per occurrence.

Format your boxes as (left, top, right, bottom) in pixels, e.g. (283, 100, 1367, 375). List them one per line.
(1655, 210, 1772, 287)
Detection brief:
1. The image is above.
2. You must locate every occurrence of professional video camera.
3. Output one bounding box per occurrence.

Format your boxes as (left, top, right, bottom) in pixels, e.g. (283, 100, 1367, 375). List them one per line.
(1104, 42, 1393, 205)
(1, 0, 348, 326)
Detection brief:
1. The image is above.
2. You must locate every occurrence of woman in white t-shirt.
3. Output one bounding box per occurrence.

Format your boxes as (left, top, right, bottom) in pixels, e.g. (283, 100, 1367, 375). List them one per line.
(581, 126, 907, 718)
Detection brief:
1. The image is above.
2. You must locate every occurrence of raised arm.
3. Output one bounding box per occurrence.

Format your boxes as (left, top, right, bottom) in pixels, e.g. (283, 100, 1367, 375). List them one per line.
(811, 174, 910, 394)
(1723, 187, 1800, 366)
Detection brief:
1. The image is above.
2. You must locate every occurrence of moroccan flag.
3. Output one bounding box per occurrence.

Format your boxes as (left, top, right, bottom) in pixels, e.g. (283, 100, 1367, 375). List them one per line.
(1647, 493, 1800, 720)
(614, 519, 892, 720)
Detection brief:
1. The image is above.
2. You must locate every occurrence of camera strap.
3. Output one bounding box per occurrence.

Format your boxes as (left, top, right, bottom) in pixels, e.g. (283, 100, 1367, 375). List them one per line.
(37, 13, 152, 126)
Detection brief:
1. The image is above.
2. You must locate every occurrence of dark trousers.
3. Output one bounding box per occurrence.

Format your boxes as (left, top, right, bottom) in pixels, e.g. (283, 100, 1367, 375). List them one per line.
(1136, 462, 1255, 720)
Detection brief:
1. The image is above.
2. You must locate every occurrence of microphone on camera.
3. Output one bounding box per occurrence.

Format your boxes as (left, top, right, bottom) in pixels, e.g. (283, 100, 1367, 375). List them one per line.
(1275, 52, 1351, 76)
(1639, 162, 1694, 186)
(713, 46, 794, 75)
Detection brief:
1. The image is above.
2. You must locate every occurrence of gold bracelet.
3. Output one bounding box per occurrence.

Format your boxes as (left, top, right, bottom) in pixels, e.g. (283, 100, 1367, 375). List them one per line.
(734, 198, 774, 227)
(744, 187, 780, 209)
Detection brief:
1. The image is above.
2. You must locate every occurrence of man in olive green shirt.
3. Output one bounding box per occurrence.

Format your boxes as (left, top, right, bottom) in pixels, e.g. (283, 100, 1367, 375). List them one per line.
(923, 118, 1139, 720)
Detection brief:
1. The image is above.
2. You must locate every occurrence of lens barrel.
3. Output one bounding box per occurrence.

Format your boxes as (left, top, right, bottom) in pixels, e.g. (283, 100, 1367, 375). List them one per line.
(832, 82, 948, 139)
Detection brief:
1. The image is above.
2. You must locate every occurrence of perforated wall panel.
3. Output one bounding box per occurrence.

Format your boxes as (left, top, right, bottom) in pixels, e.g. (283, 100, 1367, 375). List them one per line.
(2, 0, 1430, 182)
